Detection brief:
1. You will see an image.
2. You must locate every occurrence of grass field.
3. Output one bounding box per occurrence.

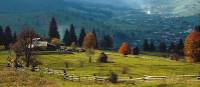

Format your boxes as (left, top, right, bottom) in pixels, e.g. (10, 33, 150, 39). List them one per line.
(1, 50, 200, 87)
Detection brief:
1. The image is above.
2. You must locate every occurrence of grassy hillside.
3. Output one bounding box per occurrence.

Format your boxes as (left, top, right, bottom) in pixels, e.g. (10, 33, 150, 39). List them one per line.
(1, 51, 200, 87)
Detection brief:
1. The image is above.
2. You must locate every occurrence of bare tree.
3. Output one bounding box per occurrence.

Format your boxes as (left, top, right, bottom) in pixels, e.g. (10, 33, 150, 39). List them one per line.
(12, 27, 39, 67)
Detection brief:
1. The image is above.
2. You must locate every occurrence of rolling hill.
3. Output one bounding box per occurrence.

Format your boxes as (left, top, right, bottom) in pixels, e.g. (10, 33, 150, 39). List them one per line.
(0, 0, 199, 47)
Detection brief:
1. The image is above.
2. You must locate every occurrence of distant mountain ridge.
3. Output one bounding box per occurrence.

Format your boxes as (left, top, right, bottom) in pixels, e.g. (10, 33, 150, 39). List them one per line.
(0, 0, 199, 47)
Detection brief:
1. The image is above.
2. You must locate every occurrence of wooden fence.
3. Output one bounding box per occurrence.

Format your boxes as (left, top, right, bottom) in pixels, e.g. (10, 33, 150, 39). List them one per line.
(31, 67, 200, 83)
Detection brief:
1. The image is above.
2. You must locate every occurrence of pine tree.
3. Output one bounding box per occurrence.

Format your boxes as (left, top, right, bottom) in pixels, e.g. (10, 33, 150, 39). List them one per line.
(149, 40, 156, 51)
(4, 26, 13, 49)
(143, 39, 149, 51)
(78, 27, 86, 47)
(63, 28, 70, 46)
(13, 32, 17, 43)
(69, 24, 77, 44)
(48, 17, 60, 39)
(93, 29, 98, 48)
(0, 26, 4, 45)
(100, 35, 113, 50)
(178, 39, 184, 55)
(159, 42, 167, 52)
(168, 42, 175, 53)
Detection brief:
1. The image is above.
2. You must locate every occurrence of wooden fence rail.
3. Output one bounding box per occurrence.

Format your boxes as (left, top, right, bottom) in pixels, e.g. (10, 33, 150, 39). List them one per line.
(32, 67, 200, 83)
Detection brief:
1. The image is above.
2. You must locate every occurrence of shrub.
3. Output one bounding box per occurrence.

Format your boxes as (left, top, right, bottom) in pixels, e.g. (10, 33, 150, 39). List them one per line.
(109, 72, 118, 83)
(170, 53, 180, 61)
(97, 52, 108, 63)
(51, 38, 61, 46)
(122, 66, 129, 74)
(131, 47, 140, 55)
(79, 60, 84, 67)
(64, 61, 69, 68)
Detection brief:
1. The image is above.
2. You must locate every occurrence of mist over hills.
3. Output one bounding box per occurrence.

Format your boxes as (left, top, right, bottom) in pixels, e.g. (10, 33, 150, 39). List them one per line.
(0, 0, 199, 47)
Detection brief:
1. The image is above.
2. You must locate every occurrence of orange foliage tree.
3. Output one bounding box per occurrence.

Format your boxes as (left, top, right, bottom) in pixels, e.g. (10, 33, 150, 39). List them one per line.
(184, 25, 200, 63)
(118, 42, 130, 55)
(82, 32, 96, 63)
(82, 32, 96, 49)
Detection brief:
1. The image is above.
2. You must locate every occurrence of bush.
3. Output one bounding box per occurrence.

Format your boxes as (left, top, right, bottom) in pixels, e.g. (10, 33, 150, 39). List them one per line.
(122, 67, 129, 74)
(64, 61, 69, 68)
(131, 47, 140, 55)
(97, 52, 108, 63)
(109, 72, 118, 83)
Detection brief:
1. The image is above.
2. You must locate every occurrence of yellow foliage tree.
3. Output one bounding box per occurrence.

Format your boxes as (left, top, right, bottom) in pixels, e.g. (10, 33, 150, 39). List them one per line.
(51, 38, 60, 46)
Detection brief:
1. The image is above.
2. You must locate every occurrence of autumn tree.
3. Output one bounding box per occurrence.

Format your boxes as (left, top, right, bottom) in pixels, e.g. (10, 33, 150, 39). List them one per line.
(118, 42, 130, 55)
(82, 32, 96, 63)
(184, 25, 200, 63)
(12, 28, 39, 67)
(70, 42, 77, 50)
(48, 17, 60, 39)
(78, 27, 86, 47)
(51, 38, 61, 46)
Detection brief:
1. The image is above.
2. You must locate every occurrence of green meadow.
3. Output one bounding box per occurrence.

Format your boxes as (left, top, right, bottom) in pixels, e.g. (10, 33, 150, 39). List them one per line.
(1, 51, 200, 87)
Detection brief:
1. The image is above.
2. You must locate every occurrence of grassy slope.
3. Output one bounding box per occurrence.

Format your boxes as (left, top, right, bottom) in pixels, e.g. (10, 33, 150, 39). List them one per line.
(1, 51, 200, 87)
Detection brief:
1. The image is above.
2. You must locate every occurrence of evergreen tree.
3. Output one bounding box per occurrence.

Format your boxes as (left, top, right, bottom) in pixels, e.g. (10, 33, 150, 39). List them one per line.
(69, 24, 77, 44)
(168, 42, 175, 52)
(48, 17, 60, 39)
(143, 39, 149, 51)
(13, 32, 17, 43)
(93, 29, 98, 48)
(132, 46, 140, 55)
(100, 35, 113, 50)
(159, 42, 167, 52)
(4, 26, 13, 49)
(178, 39, 184, 55)
(0, 26, 4, 45)
(63, 28, 70, 46)
(78, 27, 86, 47)
(149, 41, 156, 51)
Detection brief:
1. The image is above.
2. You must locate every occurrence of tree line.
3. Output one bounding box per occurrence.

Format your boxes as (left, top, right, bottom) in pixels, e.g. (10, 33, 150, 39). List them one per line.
(143, 39, 184, 55)
(48, 17, 113, 50)
(0, 25, 17, 49)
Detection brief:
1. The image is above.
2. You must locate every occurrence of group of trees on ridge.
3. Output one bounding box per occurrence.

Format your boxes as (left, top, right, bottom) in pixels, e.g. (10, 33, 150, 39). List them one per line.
(0, 26, 17, 49)
(48, 17, 113, 50)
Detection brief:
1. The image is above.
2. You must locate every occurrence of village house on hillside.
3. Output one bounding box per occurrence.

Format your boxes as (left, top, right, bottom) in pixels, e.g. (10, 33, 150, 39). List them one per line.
(28, 38, 58, 51)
